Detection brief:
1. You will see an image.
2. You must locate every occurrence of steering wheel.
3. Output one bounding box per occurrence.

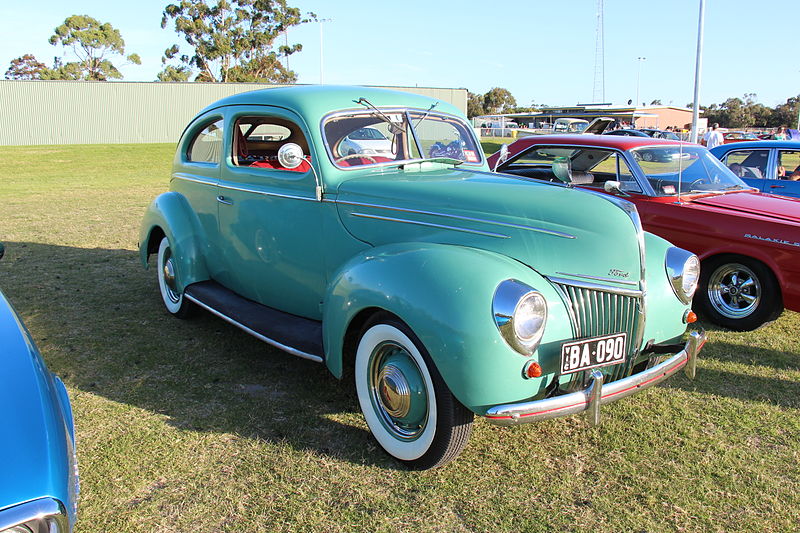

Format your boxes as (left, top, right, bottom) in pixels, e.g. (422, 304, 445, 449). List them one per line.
(688, 178, 707, 190)
(335, 153, 377, 165)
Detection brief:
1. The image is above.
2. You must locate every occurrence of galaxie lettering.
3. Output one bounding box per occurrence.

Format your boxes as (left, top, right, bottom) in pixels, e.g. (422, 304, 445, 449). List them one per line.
(744, 233, 800, 248)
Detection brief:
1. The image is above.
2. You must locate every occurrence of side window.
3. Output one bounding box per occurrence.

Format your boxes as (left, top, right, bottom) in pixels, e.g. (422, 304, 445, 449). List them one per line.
(187, 119, 223, 163)
(589, 153, 642, 192)
(232, 116, 310, 172)
(778, 150, 800, 179)
(723, 150, 768, 179)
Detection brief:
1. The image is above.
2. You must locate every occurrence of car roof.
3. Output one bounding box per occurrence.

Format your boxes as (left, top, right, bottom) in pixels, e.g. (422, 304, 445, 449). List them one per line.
(508, 133, 693, 151)
(195, 85, 462, 123)
(711, 140, 800, 152)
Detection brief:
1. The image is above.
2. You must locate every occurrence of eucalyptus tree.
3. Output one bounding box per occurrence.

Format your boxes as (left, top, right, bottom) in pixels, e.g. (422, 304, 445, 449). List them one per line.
(45, 15, 141, 80)
(159, 0, 314, 83)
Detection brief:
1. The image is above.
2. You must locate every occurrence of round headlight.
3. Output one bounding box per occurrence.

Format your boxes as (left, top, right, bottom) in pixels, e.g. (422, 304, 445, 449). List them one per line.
(513, 292, 548, 343)
(666, 247, 700, 304)
(682, 255, 700, 298)
(493, 280, 548, 355)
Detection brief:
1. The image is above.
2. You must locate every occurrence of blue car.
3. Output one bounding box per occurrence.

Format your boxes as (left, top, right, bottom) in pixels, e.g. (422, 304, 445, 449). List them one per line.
(711, 141, 800, 199)
(0, 243, 79, 532)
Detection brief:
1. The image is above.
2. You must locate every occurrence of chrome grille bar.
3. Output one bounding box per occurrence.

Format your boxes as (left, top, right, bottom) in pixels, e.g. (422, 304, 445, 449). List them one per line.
(553, 282, 643, 383)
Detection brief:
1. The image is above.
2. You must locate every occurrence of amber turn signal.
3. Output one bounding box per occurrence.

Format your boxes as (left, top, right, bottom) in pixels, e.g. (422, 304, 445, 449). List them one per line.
(684, 310, 697, 324)
(523, 361, 542, 379)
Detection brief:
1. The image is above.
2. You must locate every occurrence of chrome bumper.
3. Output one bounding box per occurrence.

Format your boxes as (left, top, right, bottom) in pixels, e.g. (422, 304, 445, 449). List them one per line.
(484, 329, 705, 426)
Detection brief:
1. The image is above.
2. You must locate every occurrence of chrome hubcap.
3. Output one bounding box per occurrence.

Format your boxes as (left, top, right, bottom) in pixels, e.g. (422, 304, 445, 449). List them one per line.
(378, 364, 411, 418)
(368, 341, 428, 440)
(160, 249, 181, 304)
(708, 263, 760, 319)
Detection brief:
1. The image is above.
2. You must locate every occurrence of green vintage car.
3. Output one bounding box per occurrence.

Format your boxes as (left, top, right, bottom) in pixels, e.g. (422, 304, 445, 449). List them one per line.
(139, 85, 705, 469)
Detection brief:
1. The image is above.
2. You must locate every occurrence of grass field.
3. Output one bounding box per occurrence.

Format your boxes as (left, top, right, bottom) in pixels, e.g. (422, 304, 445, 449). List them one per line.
(1, 143, 798, 532)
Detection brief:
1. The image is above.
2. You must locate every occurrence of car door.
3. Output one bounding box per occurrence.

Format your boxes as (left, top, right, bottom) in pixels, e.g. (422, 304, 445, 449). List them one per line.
(215, 106, 325, 320)
(773, 148, 800, 198)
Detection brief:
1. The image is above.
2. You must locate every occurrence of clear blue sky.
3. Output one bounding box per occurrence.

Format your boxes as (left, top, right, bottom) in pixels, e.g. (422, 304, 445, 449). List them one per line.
(2, 0, 798, 108)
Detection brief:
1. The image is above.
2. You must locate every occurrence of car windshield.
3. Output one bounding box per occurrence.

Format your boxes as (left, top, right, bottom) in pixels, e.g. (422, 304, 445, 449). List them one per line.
(630, 145, 750, 196)
(323, 108, 482, 168)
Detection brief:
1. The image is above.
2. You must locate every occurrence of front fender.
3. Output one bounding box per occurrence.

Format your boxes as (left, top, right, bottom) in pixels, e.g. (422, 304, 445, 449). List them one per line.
(322, 242, 574, 414)
(642, 232, 693, 344)
(138, 191, 209, 291)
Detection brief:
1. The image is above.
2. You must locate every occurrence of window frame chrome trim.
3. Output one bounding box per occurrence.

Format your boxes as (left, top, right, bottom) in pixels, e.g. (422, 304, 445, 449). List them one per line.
(319, 107, 485, 170)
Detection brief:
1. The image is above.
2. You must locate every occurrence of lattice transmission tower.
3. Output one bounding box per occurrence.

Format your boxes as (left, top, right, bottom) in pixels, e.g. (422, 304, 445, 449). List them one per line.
(592, 0, 605, 103)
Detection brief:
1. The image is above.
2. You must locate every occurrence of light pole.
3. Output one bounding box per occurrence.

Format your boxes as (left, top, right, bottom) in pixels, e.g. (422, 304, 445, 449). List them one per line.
(317, 18, 332, 84)
(690, 0, 706, 143)
(635, 57, 646, 109)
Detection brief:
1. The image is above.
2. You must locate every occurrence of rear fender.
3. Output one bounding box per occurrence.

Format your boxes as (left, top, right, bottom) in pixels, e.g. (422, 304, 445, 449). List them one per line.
(138, 191, 209, 291)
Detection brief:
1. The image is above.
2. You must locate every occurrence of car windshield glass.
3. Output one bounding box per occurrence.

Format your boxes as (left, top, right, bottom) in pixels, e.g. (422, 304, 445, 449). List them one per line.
(323, 109, 482, 168)
(631, 145, 749, 196)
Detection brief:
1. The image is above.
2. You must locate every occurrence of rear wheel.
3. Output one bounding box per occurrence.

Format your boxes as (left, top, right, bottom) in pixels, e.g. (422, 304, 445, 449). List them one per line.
(355, 314, 473, 469)
(697, 255, 781, 331)
(156, 237, 196, 319)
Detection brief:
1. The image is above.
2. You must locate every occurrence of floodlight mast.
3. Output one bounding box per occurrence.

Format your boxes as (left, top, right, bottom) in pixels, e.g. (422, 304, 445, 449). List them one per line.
(690, 0, 706, 144)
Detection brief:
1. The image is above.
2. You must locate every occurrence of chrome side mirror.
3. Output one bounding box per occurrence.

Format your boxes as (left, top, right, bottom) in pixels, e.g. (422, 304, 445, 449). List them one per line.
(604, 180, 628, 196)
(493, 144, 509, 172)
(277, 143, 305, 169)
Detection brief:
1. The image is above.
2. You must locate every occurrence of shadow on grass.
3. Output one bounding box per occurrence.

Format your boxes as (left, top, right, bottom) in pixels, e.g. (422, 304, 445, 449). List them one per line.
(0, 241, 402, 470)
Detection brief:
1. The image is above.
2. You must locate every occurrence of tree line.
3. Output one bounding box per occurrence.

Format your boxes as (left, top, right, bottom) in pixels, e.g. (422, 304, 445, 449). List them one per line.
(5, 0, 313, 83)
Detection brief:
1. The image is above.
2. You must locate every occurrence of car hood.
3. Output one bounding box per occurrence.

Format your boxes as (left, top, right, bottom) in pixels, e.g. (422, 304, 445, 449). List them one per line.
(334, 165, 645, 286)
(690, 191, 800, 224)
(0, 291, 72, 511)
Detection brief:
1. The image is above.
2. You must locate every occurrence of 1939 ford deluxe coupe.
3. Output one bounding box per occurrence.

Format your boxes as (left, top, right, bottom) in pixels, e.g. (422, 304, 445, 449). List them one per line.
(139, 86, 705, 469)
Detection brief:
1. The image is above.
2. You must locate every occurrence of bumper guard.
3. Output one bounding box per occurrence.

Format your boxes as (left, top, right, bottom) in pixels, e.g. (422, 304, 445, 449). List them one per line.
(485, 329, 705, 426)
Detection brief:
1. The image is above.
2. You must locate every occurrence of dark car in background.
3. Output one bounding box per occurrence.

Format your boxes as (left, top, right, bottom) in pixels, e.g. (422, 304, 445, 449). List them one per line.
(711, 140, 800, 199)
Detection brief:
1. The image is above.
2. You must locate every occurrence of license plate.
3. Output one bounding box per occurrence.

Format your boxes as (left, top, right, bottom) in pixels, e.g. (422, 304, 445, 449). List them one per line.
(560, 333, 627, 375)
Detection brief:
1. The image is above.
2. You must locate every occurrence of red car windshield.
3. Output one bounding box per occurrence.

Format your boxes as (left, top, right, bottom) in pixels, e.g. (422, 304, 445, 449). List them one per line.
(630, 145, 749, 196)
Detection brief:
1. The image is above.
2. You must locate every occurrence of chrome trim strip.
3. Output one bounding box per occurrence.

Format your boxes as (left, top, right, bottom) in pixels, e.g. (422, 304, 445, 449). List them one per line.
(0, 497, 69, 532)
(184, 294, 324, 363)
(330, 199, 576, 239)
(216, 182, 317, 202)
(349, 212, 509, 239)
(547, 275, 643, 298)
(484, 330, 705, 426)
(555, 271, 640, 287)
(172, 174, 217, 187)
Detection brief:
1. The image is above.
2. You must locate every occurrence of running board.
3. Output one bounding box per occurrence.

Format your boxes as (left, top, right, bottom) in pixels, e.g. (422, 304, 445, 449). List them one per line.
(184, 281, 324, 363)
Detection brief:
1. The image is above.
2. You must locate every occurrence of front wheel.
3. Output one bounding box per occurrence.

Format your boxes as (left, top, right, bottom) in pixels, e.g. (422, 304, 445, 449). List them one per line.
(355, 315, 473, 469)
(696, 256, 782, 331)
(156, 237, 196, 319)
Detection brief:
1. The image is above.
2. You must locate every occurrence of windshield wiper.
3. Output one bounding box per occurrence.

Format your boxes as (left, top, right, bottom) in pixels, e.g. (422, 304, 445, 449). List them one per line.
(413, 102, 439, 128)
(353, 97, 405, 134)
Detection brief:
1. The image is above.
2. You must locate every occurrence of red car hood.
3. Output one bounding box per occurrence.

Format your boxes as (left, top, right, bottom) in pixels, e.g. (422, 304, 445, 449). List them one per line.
(690, 191, 800, 223)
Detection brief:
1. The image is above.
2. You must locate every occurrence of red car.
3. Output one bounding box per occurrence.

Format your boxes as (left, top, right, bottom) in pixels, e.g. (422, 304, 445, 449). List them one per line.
(488, 134, 800, 331)
(723, 131, 761, 144)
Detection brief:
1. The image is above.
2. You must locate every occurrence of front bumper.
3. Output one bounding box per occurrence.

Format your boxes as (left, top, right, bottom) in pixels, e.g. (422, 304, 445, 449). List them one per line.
(0, 498, 70, 532)
(484, 329, 705, 426)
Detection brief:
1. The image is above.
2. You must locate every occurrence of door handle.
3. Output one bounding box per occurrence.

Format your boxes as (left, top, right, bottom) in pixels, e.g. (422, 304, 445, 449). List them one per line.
(770, 185, 785, 189)
(216, 195, 233, 205)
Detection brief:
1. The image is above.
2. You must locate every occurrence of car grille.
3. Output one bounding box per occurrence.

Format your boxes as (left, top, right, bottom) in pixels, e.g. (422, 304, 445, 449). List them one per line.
(553, 282, 643, 384)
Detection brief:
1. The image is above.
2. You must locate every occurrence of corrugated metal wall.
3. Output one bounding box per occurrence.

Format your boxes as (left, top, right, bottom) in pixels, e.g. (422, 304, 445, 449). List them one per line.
(0, 81, 467, 146)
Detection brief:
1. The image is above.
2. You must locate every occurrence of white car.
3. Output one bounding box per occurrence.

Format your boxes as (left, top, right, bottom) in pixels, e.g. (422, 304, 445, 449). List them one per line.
(338, 127, 394, 157)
